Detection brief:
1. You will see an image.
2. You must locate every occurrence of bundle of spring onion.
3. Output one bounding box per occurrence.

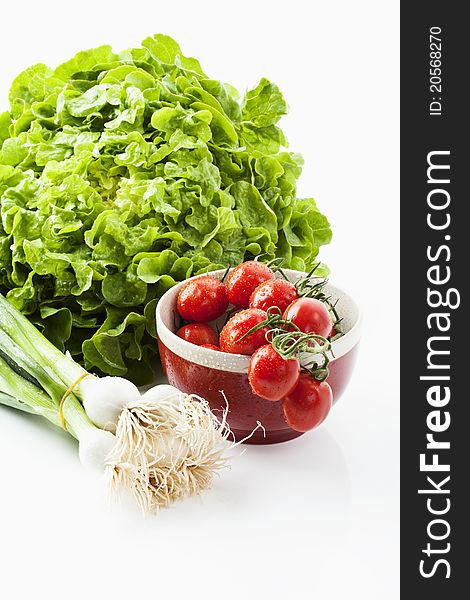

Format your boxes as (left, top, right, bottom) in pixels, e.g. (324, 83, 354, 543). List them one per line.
(0, 293, 230, 512)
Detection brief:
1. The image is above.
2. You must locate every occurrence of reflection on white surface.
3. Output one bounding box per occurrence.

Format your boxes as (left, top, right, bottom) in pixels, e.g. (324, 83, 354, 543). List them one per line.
(136, 425, 352, 533)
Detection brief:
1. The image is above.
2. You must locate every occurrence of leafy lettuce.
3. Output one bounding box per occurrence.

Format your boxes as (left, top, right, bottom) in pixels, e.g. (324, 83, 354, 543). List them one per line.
(0, 34, 331, 382)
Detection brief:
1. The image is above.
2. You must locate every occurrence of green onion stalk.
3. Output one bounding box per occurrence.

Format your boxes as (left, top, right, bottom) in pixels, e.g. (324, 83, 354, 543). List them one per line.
(0, 294, 231, 513)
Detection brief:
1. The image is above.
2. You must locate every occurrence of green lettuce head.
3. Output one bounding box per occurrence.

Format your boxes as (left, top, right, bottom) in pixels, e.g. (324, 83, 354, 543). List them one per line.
(0, 34, 331, 382)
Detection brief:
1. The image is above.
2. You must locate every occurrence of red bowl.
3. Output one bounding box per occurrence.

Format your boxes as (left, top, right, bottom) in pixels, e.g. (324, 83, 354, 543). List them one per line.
(156, 269, 361, 444)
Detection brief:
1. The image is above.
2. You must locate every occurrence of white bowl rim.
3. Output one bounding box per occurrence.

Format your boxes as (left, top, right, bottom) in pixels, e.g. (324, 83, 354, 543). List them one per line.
(156, 268, 362, 374)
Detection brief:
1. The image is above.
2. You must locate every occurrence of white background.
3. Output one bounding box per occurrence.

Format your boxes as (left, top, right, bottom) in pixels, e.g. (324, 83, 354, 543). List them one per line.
(0, 2, 399, 598)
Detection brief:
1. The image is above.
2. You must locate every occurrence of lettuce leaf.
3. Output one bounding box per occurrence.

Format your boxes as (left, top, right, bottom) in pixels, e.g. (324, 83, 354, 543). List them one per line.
(0, 34, 331, 382)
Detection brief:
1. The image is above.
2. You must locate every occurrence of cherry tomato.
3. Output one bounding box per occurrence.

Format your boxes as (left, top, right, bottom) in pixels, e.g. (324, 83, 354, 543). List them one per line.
(329, 327, 337, 338)
(248, 344, 300, 401)
(219, 308, 269, 355)
(200, 343, 221, 351)
(249, 278, 298, 313)
(225, 261, 275, 308)
(283, 297, 333, 338)
(176, 323, 218, 346)
(177, 275, 228, 322)
(282, 372, 333, 432)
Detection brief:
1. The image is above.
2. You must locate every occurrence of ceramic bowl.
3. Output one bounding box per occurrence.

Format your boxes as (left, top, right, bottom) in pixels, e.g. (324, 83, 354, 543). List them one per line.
(156, 269, 361, 444)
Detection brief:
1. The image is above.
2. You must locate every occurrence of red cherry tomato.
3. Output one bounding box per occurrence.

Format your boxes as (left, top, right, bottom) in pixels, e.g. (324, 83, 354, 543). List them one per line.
(329, 327, 337, 338)
(282, 372, 333, 432)
(200, 343, 221, 351)
(225, 261, 275, 308)
(219, 308, 269, 355)
(176, 323, 219, 346)
(177, 275, 228, 322)
(248, 344, 300, 401)
(249, 278, 298, 313)
(283, 297, 333, 338)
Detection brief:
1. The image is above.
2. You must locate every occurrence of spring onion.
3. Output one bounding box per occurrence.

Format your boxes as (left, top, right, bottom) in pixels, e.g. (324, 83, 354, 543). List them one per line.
(0, 293, 230, 512)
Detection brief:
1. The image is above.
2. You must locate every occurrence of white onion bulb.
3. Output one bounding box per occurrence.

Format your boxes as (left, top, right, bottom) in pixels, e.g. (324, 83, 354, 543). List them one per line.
(141, 384, 182, 406)
(81, 376, 141, 433)
(78, 428, 116, 471)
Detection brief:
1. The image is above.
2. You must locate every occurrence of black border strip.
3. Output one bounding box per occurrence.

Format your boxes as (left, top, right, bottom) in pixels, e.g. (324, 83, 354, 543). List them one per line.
(401, 3, 467, 595)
